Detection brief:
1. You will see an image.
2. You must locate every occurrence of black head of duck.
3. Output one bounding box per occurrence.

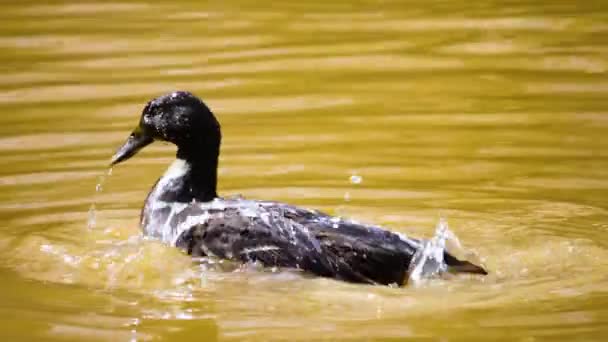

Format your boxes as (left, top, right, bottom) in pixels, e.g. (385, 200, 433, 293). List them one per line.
(112, 91, 221, 203)
(111, 91, 487, 286)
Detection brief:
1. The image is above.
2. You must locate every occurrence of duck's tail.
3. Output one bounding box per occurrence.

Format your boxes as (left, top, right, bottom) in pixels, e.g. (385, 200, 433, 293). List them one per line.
(444, 252, 488, 275)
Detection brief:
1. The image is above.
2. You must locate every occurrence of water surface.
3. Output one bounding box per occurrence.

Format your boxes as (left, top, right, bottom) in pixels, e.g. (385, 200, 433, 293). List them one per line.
(1, 0, 608, 340)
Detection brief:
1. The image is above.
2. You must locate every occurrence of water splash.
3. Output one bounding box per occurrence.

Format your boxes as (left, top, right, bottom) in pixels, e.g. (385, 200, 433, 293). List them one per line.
(349, 172, 362, 184)
(87, 204, 97, 230)
(343, 191, 351, 202)
(342, 171, 361, 206)
(406, 217, 452, 284)
(87, 167, 113, 230)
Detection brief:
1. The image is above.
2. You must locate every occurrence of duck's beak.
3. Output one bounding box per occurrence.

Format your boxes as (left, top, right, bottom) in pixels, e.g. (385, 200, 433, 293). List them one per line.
(110, 127, 154, 166)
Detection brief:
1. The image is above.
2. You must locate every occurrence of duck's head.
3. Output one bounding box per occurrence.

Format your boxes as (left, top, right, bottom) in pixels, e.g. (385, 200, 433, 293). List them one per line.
(111, 91, 221, 166)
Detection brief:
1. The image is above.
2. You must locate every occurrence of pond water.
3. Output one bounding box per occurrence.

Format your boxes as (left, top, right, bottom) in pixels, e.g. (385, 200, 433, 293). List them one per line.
(1, 0, 608, 340)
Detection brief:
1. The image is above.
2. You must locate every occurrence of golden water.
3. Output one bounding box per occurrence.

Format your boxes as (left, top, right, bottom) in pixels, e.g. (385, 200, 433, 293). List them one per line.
(1, 0, 608, 340)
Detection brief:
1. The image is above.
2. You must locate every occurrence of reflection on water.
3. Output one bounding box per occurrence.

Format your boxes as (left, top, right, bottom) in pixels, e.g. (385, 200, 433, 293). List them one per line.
(1, 0, 608, 340)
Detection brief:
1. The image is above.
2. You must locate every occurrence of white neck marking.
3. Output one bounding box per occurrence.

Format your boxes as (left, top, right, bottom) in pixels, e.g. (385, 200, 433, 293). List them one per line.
(163, 158, 190, 180)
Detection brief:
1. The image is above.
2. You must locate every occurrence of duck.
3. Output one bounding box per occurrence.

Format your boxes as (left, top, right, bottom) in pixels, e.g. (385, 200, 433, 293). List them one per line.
(110, 91, 487, 286)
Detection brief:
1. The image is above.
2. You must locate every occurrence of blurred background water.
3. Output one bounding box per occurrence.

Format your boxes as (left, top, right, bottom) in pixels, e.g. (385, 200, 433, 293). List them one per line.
(1, 0, 608, 340)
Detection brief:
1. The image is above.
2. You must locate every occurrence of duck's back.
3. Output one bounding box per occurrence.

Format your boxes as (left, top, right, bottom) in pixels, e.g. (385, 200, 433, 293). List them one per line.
(159, 199, 440, 285)
(142, 198, 485, 285)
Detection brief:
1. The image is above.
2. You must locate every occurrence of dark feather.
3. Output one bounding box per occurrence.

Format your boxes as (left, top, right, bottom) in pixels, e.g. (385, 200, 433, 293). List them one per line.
(175, 201, 486, 285)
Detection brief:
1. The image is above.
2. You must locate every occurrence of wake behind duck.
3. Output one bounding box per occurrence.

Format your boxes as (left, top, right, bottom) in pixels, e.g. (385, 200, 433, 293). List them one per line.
(110, 91, 487, 286)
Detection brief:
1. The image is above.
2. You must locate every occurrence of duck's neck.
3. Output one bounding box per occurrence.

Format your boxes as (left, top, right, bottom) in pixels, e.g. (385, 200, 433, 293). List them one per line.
(151, 147, 219, 204)
(181, 145, 219, 202)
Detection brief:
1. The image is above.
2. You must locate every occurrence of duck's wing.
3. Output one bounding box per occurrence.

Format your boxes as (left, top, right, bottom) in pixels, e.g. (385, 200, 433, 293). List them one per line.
(175, 201, 486, 285)
(173, 202, 418, 284)
(175, 205, 374, 282)
(303, 216, 425, 284)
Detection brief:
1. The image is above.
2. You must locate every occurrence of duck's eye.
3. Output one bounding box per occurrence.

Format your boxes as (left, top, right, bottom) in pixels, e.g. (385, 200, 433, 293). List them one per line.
(142, 113, 152, 125)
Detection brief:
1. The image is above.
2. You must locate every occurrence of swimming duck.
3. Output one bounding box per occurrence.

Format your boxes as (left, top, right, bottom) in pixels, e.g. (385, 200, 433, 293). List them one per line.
(110, 91, 487, 285)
